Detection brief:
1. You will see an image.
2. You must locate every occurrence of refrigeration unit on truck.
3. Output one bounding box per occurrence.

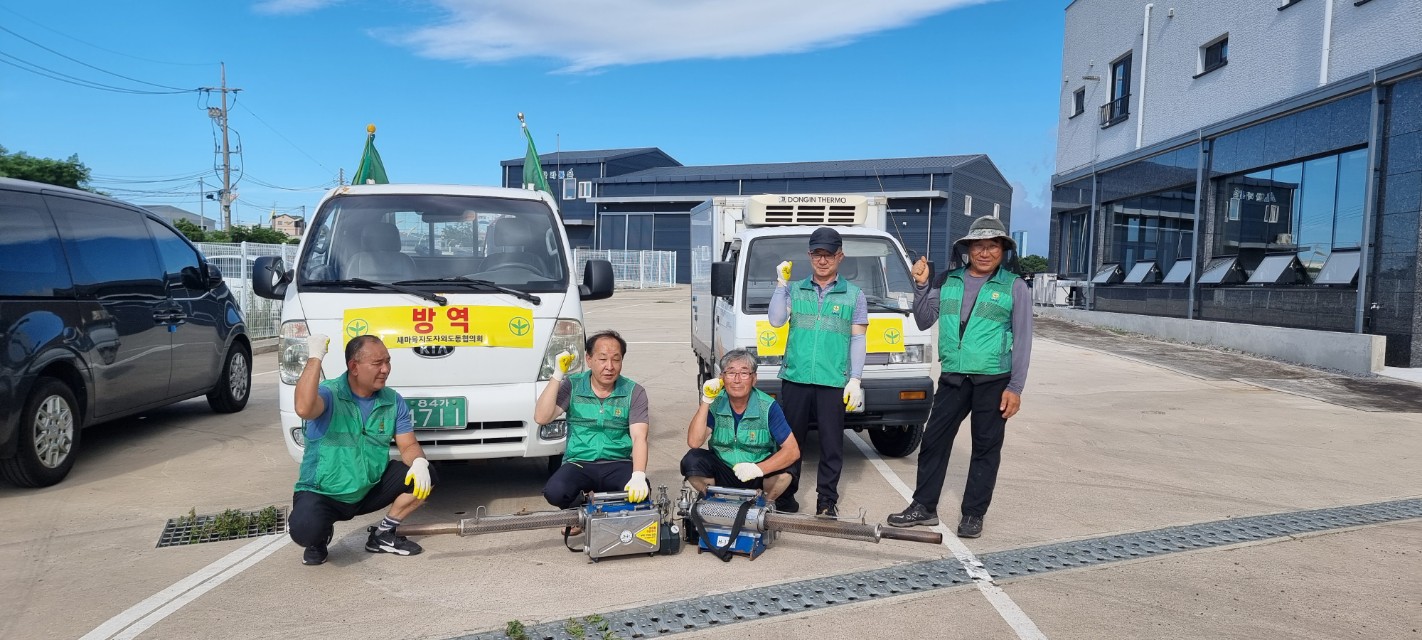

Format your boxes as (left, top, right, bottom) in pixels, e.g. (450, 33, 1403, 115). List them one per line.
(250, 183, 615, 472)
(689, 194, 934, 457)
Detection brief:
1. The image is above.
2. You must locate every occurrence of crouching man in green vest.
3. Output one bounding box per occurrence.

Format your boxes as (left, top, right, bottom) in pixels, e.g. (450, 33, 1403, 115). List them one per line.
(288, 334, 436, 566)
(535, 330, 652, 529)
(681, 349, 801, 500)
(887, 217, 1033, 539)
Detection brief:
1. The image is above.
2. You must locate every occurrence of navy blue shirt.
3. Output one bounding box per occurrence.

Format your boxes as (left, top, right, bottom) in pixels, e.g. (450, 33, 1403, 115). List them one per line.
(305, 386, 413, 439)
(705, 401, 793, 446)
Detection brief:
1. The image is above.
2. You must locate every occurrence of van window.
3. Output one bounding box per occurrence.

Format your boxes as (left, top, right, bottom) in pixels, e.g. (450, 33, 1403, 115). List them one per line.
(741, 235, 915, 313)
(298, 193, 569, 293)
(0, 190, 72, 297)
(48, 197, 165, 298)
(146, 217, 205, 293)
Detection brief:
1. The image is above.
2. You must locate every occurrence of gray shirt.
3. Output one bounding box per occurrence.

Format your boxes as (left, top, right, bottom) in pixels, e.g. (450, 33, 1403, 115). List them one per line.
(912, 271, 1033, 394)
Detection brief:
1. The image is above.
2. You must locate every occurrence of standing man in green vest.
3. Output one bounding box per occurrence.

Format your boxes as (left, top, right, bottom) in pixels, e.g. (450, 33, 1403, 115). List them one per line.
(288, 334, 436, 566)
(535, 330, 651, 520)
(769, 227, 869, 517)
(681, 349, 801, 500)
(887, 217, 1033, 538)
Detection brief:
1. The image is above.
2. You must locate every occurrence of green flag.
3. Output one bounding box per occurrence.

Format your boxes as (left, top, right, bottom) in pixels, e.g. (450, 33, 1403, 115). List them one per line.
(519, 113, 551, 194)
(351, 124, 389, 185)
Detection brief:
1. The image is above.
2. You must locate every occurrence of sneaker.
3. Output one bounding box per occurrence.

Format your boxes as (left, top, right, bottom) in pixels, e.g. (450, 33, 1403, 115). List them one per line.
(775, 495, 800, 514)
(302, 526, 333, 566)
(365, 527, 423, 556)
(887, 502, 939, 528)
(815, 502, 838, 518)
(956, 515, 984, 539)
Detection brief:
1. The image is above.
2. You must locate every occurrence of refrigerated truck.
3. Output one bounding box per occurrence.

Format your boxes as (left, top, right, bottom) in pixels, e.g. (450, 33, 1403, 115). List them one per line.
(689, 194, 933, 457)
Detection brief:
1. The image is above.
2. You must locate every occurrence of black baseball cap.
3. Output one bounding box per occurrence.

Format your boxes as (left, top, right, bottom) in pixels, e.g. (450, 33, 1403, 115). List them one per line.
(808, 227, 842, 253)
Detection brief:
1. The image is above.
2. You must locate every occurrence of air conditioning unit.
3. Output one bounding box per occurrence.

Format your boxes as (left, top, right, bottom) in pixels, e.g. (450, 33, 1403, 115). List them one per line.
(1275, 233, 1294, 244)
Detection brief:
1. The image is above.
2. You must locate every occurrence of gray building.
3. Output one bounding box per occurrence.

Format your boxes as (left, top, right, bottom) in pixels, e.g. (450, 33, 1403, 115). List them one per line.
(139, 205, 214, 231)
(505, 150, 1013, 283)
(1049, 0, 1422, 366)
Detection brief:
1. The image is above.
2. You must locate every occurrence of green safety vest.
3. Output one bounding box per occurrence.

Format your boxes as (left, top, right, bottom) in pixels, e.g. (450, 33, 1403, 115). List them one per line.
(294, 373, 397, 503)
(938, 267, 1016, 375)
(780, 277, 861, 388)
(708, 389, 778, 467)
(563, 371, 636, 463)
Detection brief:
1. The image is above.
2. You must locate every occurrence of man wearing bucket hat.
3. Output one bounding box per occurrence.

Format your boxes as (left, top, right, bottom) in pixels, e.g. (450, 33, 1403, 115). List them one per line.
(886, 216, 1032, 538)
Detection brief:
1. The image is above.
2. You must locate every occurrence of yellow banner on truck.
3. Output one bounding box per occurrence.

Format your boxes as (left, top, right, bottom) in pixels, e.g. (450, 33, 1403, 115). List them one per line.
(753, 317, 904, 356)
(342, 305, 535, 348)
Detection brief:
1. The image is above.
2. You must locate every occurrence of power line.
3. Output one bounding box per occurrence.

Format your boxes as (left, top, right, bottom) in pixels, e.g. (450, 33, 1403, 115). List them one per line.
(0, 50, 193, 95)
(0, 6, 213, 67)
(0, 23, 195, 91)
(233, 100, 332, 173)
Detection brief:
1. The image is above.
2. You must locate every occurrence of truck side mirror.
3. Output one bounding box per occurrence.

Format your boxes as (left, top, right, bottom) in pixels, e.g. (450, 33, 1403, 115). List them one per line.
(710, 261, 735, 298)
(252, 256, 290, 300)
(580, 258, 614, 301)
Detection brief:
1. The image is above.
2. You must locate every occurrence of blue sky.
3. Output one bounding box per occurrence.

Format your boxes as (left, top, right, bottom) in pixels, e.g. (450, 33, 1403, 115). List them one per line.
(0, 0, 1063, 255)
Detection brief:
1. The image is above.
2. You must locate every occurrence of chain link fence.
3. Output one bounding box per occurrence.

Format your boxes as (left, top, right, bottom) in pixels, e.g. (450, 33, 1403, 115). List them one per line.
(573, 249, 678, 289)
(196, 242, 299, 339)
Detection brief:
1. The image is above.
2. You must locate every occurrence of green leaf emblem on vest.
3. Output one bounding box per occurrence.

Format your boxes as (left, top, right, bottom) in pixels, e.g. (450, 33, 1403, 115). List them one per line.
(832, 305, 841, 313)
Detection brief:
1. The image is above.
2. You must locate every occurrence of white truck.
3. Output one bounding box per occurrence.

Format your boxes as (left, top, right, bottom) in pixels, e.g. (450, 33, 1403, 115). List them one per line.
(689, 194, 934, 457)
(251, 183, 614, 471)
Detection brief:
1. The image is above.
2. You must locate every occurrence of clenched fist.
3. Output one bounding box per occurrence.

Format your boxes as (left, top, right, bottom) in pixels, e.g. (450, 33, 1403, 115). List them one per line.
(911, 256, 930, 287)
(776, 261, 793, 287)
(701, 378, 724, 405)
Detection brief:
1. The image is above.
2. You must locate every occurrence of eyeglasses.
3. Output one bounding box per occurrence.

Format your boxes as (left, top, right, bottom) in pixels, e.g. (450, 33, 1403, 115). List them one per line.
(969, 243, 1003, 254)
(807, 252, 838, 262)
(722, 371, 754, 379)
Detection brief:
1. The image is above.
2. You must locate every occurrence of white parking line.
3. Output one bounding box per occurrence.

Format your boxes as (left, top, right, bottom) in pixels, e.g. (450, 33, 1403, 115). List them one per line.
(847, 432, 1048, 640)
(253, 369, 279, 377)
(80, 534, 289, 640)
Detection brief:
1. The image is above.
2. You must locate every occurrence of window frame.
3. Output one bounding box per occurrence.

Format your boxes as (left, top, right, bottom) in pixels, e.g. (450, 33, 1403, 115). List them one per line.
(577, 181, 592, 199)
(1196, 35, 1229, 78)
(1070, 87, 1085, 118)
(1100, 53, 1132, 128)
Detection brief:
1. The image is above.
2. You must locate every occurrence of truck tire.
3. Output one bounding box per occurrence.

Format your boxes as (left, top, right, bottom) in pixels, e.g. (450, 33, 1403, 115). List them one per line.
(869, 423, 923, 458)
(207, 343, 251, 413)
(696, 357, 713, 388)
(1, 378, 81, 488)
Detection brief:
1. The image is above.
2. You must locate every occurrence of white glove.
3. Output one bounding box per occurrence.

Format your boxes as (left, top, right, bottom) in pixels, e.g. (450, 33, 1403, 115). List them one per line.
(776, 261, 792, 287)
(843, 378, 864, 412)
(404, 457, 432, 500)
(624, 471, 648, 503)
(551, 350, 575, 381)
(732, 462, 765, 483)
(701, 379, 724, 405)
(307, 333, 329, 362)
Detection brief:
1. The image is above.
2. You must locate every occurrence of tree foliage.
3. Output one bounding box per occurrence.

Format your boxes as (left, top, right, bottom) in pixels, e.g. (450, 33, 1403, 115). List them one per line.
(0, 145, 92, 190)
(1019, 254, 1049, 273)
(204, 225, 298, 245)
(172, 218, 207, 242)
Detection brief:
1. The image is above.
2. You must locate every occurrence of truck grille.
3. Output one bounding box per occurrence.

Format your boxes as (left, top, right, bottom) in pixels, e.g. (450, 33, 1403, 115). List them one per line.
(414, 420, 525, 446)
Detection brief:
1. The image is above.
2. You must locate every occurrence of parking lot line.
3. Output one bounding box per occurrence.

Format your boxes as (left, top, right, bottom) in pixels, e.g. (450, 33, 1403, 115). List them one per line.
(253, 369, 279, 376)
(847, 432, 1049, 640)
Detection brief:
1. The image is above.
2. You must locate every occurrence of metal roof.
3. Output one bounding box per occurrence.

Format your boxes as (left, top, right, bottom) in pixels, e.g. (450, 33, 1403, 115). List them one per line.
(499, 147, 680, 166)
(599, 154, 988, 183)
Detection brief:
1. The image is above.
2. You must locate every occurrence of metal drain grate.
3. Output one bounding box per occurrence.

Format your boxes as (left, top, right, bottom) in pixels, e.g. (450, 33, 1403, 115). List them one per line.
(454, 498, 1422, 640)
(156, 507, 288, 548)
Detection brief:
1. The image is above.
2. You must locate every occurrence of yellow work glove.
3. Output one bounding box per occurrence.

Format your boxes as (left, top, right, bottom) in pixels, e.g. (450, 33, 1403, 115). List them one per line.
(624, 471, 648, 502)
(306, 333, 330, 362)
(776, 261, 793, 287)
(701, 378, 724, 405)
(843, 378, 864, 413)
(404, 457, 433, 500)
(732, 462, 765, 483)
(551, 350, 575, 381)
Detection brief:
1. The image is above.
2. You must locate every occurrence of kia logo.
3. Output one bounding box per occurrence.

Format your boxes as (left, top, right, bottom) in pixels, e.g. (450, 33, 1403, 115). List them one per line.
(412, 346, 455, 359)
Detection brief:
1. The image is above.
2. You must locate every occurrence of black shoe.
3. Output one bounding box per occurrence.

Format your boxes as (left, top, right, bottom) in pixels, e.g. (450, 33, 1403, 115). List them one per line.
(365, 527, 423, 556)
(302, 526, 333, 565)
(775, 495, 800, 514)
(956, 515, 984, 538)
(815, 502, 838, 518)
(887, 502, 939, 528)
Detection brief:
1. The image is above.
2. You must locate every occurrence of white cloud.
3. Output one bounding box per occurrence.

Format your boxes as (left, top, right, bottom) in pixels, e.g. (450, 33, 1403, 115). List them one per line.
(390, 0, 991, 72)
(253, 0, 343, 15)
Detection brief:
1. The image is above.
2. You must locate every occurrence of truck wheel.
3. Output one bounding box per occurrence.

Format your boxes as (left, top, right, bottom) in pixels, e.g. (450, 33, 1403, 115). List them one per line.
(207, 343, 251, 413)
(869, 424, 923, 458)
(696, 357, 713, 388)
(0, 378, 81, 488)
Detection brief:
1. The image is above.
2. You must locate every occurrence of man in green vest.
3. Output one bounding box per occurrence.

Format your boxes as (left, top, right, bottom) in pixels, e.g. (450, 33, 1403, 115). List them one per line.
(768, 227, 869, 517)
(681, 349, 801, 500)
(535, 330, 652, 523)
(887, 216, 1033, 538)
(288, 334, 436, 566)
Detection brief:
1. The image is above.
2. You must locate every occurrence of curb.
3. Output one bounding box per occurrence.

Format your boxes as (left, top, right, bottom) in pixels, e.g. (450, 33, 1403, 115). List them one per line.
(252, 338, 278, 355)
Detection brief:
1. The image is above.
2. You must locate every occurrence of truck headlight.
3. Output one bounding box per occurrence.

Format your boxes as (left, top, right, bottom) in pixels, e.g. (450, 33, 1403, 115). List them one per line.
(540, 420, 568, 440)
(889, 345, 927, 364)
(539, 319, 584, 381)
(290, 426, 306, 448)
(278, 321, 311, 384)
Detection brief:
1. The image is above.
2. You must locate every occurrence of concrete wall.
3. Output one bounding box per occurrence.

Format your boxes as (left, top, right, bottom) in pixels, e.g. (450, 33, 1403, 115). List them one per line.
(1037, 306, 1385, 374)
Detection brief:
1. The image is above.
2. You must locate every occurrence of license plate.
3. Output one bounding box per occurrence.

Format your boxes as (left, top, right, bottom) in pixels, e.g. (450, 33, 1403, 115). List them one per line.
(409, 397, 467, 430)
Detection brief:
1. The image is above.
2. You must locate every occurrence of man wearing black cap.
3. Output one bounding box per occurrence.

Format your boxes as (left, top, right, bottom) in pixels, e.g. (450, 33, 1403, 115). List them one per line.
(887, 216, 1032, 538)
(767, 226, 869, 517)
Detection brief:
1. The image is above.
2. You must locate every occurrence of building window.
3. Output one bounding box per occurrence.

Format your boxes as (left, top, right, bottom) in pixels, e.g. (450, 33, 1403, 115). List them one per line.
(1197, 35, 1228, 77)
(1100, 54, 1131, 127)
(562, 177, 576, 200)
(992, 203, 1000, 219)
(1212, 147, 1367, 281)
(964, 195, 973, 216)
(1105, 188, 1197, 275)
(1071, 88, 1085, 118)
(578, 181, 592, 199)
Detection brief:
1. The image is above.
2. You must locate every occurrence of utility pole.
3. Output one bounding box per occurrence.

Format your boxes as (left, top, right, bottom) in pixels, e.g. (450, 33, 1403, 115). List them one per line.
(201, 63, 241, 230)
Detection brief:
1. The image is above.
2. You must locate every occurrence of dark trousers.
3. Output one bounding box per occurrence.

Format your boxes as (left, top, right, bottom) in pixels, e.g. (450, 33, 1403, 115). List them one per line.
(911, 374, 1009, 517)
(543, 459, 634, 509)
(289, 460, 433, 547)
(679, 448, 791, 491)
(779, 379, 847, 506)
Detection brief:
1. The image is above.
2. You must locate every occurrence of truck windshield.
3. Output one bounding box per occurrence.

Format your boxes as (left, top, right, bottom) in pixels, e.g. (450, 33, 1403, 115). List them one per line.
(296, 193, 569, 293)
(742, 235, 917, 313)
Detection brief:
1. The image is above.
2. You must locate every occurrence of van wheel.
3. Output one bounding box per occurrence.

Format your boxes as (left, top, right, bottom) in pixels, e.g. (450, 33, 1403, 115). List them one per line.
(1, 378, 80, 488)
(207, 343, 251, 413)
(869, 423, 924, 458)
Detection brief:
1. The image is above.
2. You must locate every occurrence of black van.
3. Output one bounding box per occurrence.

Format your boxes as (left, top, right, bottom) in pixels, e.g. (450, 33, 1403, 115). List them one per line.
(0, 177, 251, 487)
